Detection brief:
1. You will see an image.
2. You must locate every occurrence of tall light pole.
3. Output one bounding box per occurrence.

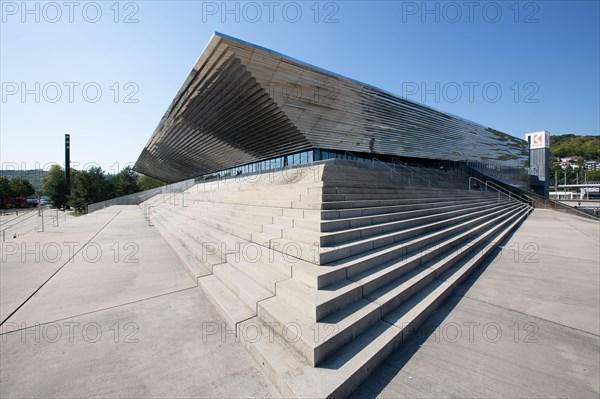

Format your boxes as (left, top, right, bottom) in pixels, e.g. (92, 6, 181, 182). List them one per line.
(65, 134, 71, 194)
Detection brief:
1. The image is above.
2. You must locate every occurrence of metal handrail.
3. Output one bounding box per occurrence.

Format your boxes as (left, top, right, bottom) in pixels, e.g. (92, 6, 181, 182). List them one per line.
(370, 158, 416, 186)
(341, 150, 445, 188)
(143, 193, 170, 221)
(485, 180, 533, 206)
(0, 210, 38, 233)
(15, 208, 67, 237)
(392, 158, 469, 189)
(0, 208, 37, 225)
(389, 160, 417, 186)
(142, 182, 194, 222)
(469, 177, 532, 207)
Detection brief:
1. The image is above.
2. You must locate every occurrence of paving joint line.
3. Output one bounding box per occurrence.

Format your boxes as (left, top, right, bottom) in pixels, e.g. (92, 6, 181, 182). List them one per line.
(0, 285, 198, 335)
(457, 294, 600, 337)
(0, 210, 123, 327)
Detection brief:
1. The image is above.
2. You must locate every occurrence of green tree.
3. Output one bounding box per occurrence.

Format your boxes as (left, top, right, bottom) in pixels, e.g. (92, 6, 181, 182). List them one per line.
(41, 165, 69, 208)
(138, 175, 166, 191)
(550, 134, 600, 159)
(585, 170, 600, 182)
(68, 167, 112, 209)
(0, 176, 15, 201)
(113, 166, 140, 197)
(9, 177, 35, 197)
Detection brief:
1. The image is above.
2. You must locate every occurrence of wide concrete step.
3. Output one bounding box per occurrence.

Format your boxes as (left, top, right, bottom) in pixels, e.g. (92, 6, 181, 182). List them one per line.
(198, 275, 256, 329)
(323, 170, 469, 190)
(227, 249, 292, 293)
(320, 186, 425, 195)
(383, 206, 530, 334)
(239, 315, 404, 398)
(155, 205, 296, 300)
(166, 205, 274, 246)
(274, 204, 525, 323)
(347, 204, 527, 296)
(257, 296, 381, 366)
(212, 263, 273, 310)
(189, 179, 323, 195)
(185, 204, 268, 233)
(275, 278, 362, 321)
(318, 194, 493, 211)
(336, 202, 523, 276)
(239, 207, 530, 397)
(258, 211, 510, 365)
(312, 198, 495, 231)
(319, 188, 485, 201)
(271, 201, 520, 264)
(151, 212, 219, 279)
(189, 202, 278, 225)
(363, 206, 530, 313)
(189, 191, 314, 203)
(184, 202, 309, 240)
(154, 206, 323, 292)
(154, 207, 250, 262)
(196, 200, 321, 220)
(283, 203, 524, 290)
(320, 197, 495, 221)
(316, 201, 502, 247)
(284, 200, 501, 247)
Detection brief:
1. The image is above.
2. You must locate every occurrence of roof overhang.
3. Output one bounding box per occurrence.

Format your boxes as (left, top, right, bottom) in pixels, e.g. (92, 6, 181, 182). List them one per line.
(134, 33, 529, 183)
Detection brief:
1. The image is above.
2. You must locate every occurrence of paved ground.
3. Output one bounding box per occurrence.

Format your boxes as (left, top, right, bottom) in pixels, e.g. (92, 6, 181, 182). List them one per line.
(354, 209, 600, 398)
(1, 206, 598, 398)
(0, 206, 279, 398)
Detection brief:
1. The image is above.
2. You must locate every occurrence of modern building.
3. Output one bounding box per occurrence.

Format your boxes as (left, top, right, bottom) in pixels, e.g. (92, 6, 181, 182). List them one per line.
(127, 34, 547, 398)
(134, 32, 530, 184)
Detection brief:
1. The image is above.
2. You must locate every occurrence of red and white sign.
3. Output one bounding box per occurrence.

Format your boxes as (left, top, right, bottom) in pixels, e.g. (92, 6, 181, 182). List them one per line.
(525, 131, 550, 150)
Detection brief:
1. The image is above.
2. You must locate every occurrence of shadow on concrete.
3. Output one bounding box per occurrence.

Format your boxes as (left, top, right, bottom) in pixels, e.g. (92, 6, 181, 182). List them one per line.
(350, 223, 525, 398)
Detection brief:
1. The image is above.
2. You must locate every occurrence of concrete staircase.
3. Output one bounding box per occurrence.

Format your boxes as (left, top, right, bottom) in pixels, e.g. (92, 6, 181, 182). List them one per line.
(142, 159, 532, 398)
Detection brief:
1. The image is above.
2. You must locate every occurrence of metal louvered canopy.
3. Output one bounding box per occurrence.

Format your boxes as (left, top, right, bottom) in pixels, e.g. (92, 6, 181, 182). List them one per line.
(134, 32, 529, 183)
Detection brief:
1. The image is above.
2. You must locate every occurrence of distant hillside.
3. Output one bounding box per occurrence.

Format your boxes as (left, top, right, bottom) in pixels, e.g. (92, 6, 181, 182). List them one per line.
(0, 170, 47, 191)
(550, 134, 599, 160)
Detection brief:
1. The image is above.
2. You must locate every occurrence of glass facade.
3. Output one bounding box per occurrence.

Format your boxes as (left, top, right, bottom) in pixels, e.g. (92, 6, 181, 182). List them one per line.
(196, 150, 315, 182)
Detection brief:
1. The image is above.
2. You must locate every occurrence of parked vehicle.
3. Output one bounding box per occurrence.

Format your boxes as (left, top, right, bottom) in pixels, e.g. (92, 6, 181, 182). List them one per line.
(14, 197, 27, 208)
(0, 198, 15, 208)
(26, 197, 39, 207)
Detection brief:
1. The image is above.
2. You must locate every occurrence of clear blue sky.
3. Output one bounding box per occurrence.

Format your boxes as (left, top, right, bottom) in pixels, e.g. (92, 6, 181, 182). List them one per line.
(1, 0, 598, 173)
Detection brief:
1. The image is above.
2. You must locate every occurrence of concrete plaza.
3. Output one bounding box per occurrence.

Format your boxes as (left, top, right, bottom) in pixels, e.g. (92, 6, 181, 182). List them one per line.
(1, 206, 598, 397)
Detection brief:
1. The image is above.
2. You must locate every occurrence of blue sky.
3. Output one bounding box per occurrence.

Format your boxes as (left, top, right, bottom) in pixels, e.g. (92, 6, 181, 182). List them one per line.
(1, 0, 599, 173)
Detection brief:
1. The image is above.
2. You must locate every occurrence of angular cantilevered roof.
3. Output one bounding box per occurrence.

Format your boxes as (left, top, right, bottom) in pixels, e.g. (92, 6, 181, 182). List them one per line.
(134, 33, 528, 183)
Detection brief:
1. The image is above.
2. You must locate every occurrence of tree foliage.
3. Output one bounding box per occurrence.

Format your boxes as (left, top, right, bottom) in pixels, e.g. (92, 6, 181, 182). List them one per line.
(9, 177, 35, 197)
(113, 166, 140, 197)
(550, 134, 600, 160)
(41, 165, 69, 208)
(68, 167, 113, 208)
(3, 166, 169, 211)
(0, 176, 14, 200)
(138, 174, 166, 191)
